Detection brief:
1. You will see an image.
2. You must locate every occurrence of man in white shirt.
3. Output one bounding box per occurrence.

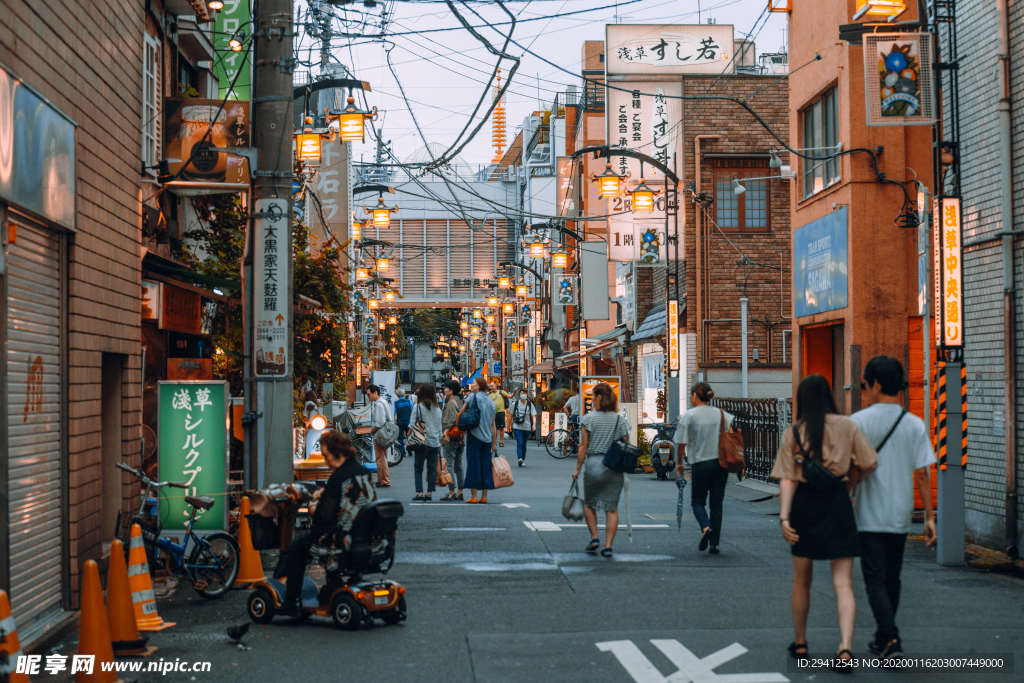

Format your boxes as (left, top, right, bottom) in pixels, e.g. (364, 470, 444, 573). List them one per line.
(563, 383, 582, 423)
(851, 356, 936, 660)
(367, 384, 391, 487)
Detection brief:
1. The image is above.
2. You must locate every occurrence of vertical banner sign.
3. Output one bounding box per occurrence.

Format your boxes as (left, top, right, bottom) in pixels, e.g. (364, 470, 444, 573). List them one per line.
(668, 300, 680, 375)
(158, 382, 228, 531)
(557, 157, 577, 217)
(254, 199, 289, 375)
(541, 411, 550, 437)
(309, 140, 349, 246)
(556, 275, 578, 305)
(213, 0, 252, 101)
(934, 198, 962, 347)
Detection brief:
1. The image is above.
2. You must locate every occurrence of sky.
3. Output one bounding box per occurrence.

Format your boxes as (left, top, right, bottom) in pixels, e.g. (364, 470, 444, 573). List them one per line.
(297, 0, 789, 167)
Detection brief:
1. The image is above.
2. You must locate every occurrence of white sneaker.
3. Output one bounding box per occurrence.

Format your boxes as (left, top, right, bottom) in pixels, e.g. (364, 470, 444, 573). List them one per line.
(518, 459, 524, 467)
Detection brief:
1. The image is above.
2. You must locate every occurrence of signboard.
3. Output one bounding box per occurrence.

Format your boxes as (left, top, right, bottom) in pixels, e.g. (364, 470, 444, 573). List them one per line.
(541, 411, 550, 437)
(371, 370, 397, 410)
(164, 99, 251, 186)
(553, 412, 568, 446)
(555, 275, 578, 305)
(619, 403, 639, 446)
(864, 33, 935, 127)
(581, 376, 622, 414)
(506, 318, 517, 338)
(557, 156, 577, 217)
(161, 282, 202, 334)
(213, 0, 252, 101)
(158, 382, 228, 532)
(793, 207, 849, 317)
(142, 280, 162, 321)
(511, 343, 525, 375)
(934, 197, 962, 347)
(308, 140, 349, 247)
(253, 198, 290, 376)
(667, 299, 680, 375)
(606, 24, 736, 75)
(167, 358, 213, 380)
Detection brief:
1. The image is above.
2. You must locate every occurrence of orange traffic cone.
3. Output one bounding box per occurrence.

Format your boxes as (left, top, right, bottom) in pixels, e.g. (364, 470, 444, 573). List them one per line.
(235, 497, 265, 586)
(107, 540, 156, 657)
(127, 524, 174, 632)
(76, 560, 120, 683)
(0, 590, 30, 683)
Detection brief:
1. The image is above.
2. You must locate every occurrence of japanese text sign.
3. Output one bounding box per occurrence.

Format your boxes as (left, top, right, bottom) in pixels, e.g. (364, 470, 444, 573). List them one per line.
(254, 198, 290, 376)
(213, 0, 252, 101)
(668, 300, 680, 374)
(158, 382, 228, 532)
(934, 197, 962, 347)
(606, 24, 736, 75)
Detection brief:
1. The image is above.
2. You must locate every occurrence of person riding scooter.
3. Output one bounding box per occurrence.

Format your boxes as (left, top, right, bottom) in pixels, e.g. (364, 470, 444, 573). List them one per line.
(273, 430, 376, 616)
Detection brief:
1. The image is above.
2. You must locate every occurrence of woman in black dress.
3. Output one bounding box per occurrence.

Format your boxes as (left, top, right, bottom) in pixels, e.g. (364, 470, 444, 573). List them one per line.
(771, 375, 877, 670)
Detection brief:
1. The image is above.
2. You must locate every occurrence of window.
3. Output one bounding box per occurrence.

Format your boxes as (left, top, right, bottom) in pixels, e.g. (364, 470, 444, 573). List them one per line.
(801, 86, 840, 198)
(713, 160, 770, 232)
(142, 33, 161, 173)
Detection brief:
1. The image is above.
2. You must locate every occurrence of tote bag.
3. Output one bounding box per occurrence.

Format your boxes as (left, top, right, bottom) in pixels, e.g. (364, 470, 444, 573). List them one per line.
(492, 454, 514, 488)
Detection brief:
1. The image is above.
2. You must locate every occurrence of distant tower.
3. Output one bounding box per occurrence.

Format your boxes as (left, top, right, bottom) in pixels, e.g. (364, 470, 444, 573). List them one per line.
(491, 68, 507, 163)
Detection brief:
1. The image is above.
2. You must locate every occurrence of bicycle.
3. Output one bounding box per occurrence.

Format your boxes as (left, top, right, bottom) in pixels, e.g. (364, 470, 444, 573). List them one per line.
(115, 462, 240, 599)
(545, 421, 581, 459)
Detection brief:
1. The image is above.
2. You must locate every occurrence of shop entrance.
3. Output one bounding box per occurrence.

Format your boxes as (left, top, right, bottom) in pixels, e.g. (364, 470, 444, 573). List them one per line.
(803, 323, 846, 414)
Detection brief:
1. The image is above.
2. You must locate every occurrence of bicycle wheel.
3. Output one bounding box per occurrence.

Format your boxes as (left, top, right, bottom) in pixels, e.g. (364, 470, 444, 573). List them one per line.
(386, 445, 404, 467)
(546, 429, 572, 459)
(353, 435, 374, 465)
(189, 532, 240, 599)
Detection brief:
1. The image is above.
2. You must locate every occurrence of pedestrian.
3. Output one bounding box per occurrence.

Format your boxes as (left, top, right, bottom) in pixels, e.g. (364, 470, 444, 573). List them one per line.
(772, 374, 878, 670)
(440, 380, 465, 501)
(410, 385, 443, 503)
(673, 382, 735, 555)
(394, 388, 413, 459)
(462, 376, 498, 504)
(489, 382, 509, 447)
(366, 384, 391, 487)
(510, 388, 537, 467)
(572, 382, 630, 558)
(563, 382, 582, 425)
(851, 356, 936, 659)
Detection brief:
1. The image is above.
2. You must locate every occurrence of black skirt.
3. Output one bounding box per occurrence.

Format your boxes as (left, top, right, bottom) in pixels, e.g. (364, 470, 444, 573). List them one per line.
(790, 481, 860, 560)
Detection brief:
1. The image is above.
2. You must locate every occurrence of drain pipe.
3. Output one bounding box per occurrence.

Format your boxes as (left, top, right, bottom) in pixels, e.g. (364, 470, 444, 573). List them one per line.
(997, 0, 1018, 558)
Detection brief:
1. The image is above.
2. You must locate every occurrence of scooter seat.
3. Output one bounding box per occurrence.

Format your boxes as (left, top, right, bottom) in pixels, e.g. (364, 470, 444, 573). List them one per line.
(185, 495, 216, 510)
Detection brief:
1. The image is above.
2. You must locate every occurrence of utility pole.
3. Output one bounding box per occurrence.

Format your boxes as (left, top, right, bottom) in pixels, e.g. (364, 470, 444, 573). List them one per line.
(249, 0, 296, 487)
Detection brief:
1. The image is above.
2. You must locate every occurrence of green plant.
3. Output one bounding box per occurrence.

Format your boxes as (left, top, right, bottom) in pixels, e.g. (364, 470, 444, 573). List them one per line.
(656, 389, 667, 414)
(534, 389, 576, 413)
(637, 428, 652, 466)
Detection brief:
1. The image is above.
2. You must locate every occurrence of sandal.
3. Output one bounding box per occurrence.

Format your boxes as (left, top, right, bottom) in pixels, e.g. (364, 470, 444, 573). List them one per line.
(830, 649, 854, 674)
(600, 547, 613, 558)
(585, 539, 600, 554)
(465, 498, 478, 504)
(787, 642, 808, 659)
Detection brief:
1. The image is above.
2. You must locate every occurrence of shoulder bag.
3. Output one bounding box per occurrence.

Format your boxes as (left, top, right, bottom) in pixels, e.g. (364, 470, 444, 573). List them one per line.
(406, 405, 427, 450)
(446, 398, 466, 439)
(457, 394, 481, 432)
(717, 409, 746, 477)
(602, 415, 641, 473)
(793, 423, 843, 490)
(561, 479, 585, 521)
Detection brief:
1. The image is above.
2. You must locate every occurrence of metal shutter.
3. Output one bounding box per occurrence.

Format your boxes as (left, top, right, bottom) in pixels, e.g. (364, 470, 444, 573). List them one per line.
(6, 221, 63, 626)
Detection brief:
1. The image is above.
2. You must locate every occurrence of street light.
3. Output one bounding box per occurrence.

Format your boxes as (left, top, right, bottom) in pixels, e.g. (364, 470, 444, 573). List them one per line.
(473, 309, 482, 319)
(471, 326, 480, 335)
(309, 413, 328, 430)
(365, 195, 398, 228)
(368, 298, 379, 309)
(335, 95, 378, 142)
(352, 221, 362, 241)
(228, 30, 245, 52)
(499, 276, 511, 289)
(854, 0, 905, 18)
(295, 130, 323, 163)
(208, 0, 225, 9)
(357, 268, 369, 281)
(503, 302, 514, 314)
(460, 321, 468, 330)
(529, 242, 545, 258)
(377, 258, 390, 271)
(487, 295, 499, 306)
(388, 316, 398, 324)
(379, 321, 386, 330)
(486, 315, 496, 324)
(630, 177, 660, 213)
(733, 169, 795, 195)
(384, 290, 396, 303)
(591, 162, 627, 199)
(551, 249, 568, 269)
(516, 285, 527, 297)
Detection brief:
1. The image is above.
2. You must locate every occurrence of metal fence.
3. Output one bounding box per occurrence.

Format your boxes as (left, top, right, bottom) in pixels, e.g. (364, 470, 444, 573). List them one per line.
(709, 398, 793, 483)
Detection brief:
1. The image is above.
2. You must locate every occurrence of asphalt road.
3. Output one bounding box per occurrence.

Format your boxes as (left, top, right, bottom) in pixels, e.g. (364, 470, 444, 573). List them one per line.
(72, 439, 1024, 682)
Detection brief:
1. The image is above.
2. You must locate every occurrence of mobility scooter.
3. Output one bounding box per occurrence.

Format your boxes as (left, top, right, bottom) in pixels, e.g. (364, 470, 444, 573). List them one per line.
(246, 499, 406, 630)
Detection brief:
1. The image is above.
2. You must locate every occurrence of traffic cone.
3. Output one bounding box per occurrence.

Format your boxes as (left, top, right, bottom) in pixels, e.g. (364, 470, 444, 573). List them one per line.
(107, 540, 156, 657)
(0, 590, 30, 683)
(76, 560, 120, 683)
(235, 497, 265, 586)
(127, 524, 174, 632)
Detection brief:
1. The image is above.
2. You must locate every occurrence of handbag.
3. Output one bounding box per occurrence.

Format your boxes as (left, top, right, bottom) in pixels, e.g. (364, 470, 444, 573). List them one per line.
(717, 409, 745, 477)
(492, 454, 514, 488)
(374, 420, 399, 447)
(561, 479, 585, 521)
(457, 394, 481, 432)
(446, 398, 466, 439)
(602, 415, 641, 473)
(406, 405, 427, 449)
(436, 455, 453, 487)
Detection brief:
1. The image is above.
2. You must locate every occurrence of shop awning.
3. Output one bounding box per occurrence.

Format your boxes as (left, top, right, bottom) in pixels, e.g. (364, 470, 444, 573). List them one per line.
(143, 249, 241, 292)
(554, 339, 619, 367)
(630, 303, 667, 344)
(527, 361, 554, 375)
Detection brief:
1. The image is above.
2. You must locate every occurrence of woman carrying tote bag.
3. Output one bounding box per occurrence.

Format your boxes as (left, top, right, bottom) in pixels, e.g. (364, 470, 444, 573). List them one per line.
(771, 375, 878, 671)
(572, 383, 629, 558)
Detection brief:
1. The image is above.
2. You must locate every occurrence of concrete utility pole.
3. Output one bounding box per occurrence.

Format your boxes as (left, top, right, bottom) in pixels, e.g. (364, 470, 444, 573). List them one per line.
(250, 0, 296, 486)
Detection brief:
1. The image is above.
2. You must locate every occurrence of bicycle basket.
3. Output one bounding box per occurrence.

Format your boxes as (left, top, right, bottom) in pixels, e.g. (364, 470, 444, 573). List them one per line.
(116, 509, 161, 546)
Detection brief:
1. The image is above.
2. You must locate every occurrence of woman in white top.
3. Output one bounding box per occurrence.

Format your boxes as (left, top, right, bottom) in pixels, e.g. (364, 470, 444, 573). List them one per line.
(410, 385, 443, 502)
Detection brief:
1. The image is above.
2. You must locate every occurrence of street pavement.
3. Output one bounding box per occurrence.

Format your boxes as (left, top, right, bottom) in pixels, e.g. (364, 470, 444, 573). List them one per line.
(60, 438, 1024, 682)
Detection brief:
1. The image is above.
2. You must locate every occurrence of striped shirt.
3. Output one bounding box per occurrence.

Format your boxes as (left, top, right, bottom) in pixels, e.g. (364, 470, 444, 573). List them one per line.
(580, 411, 629, 457)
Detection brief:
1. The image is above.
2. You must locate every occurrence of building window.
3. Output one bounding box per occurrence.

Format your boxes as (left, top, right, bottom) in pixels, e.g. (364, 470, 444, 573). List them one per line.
(713, 160, 770, 232)
(142, 33, 161, 173)
(179, 58, 199, 97)
(801, 86, 840, 198)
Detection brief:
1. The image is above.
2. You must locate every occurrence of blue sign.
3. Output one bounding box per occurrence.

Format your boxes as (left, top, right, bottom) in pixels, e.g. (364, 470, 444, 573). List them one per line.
(492, 361, 502, 375)
(793, 207, 848, 317)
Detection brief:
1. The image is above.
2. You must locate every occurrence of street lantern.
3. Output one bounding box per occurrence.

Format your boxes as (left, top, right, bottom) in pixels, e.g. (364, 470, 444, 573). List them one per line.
(486, 315, 496, 324)
(487, 295, 499, 306)
(295, 131, 323, 163)
(462, 332, 469, 339)
(377, 258, 390, 272)
(352, 221, 362, 241)
(516, 285, 527, 297)
(208, 0, 225, 9)
(503, 302, 514, 314)
(630, 177, 661, 213)
(551, 249, 568, 269)
(365, 195, 398, 228)
(379, 321, 386, 330)
(368, 298, 379, 309)
(388, 316, 398, 324)
(591, 162, 627, 199)
(529, 242, 545, 258)
(384, 290, 395, 303)
(228, 30, 245, 52)
(356, 268, 369, 282)
(473, 309, 482, 319)
(471, 326, 480, 335)
(336, 95, 378, 142)
(498, 276, 511, 289)
(460, 321, 468, 330)
(309, 413, 328, 431)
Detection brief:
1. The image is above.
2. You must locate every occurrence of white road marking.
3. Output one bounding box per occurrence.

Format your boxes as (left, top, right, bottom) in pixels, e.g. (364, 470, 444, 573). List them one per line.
(523, 521, 562, 531)
(501, 503, 530, 508)
(597, 639, 789, 683)
(442, 527, 507, 531)
(524, 521, 669, 531)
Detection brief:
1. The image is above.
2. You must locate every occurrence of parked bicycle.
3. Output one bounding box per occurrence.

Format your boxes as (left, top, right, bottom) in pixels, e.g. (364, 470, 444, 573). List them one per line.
(115, 462, 240, 599)
(336, 410, 404, 466)
(545, 421, 581, 459)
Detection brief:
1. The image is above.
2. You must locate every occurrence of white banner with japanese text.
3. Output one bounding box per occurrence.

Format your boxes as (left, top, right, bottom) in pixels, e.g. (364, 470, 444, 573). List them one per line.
(253, 198, 290, 376)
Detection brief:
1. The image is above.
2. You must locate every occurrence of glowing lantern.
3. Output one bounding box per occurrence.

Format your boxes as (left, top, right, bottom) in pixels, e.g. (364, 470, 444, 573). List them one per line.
(368, 299, 379, 309)
(486, 315, 496, 324)
(384, 290, 395, 303)
(377, 258, 390, 271)
(379, 321, 385, 330)
(295, 131, 322, 163)
(516, 285, 527, 297)
(388, 316, 397, 324)
(499, 276, 511, 289)
(551, 251, 568, 269)
(365, 195, 398, 228)
(503, 303, 514, 314)
(309, 414, 327, 430)
(591, 162, 625, 198)
(473, 309, 483, 319)
(337, 96, 377, 142)
(357, 268, 369, 281)
(352, 222, 362, 241)
(630, 178, 659, 213)
(487, 295, 499, 306)
(529, 242, 545, 258)
(460, 321, 468, 330)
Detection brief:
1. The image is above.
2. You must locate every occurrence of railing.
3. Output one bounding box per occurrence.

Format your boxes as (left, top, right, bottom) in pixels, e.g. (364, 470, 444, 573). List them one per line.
(709, 397, 792, 483)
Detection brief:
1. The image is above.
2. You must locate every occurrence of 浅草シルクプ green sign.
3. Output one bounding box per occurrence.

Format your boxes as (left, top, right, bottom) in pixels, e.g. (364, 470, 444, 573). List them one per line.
(158, 382, 228, 532)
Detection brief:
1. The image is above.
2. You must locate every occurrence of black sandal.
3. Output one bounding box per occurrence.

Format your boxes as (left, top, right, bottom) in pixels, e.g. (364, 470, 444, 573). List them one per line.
(585, 539, 600, 554)
(787, 642, 808, 659)
(831, 649, 854, 674)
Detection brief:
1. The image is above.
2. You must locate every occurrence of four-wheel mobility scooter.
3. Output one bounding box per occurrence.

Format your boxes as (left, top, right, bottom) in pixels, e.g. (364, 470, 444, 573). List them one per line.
(246, 499, 406, 630)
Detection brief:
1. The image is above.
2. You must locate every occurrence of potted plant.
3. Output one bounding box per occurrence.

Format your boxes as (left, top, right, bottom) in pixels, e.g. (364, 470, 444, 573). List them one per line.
(656, 390, 666, 419)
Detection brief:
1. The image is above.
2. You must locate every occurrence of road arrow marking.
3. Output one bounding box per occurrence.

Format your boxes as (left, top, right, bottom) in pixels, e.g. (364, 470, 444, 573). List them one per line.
(597, 639, 789, 683)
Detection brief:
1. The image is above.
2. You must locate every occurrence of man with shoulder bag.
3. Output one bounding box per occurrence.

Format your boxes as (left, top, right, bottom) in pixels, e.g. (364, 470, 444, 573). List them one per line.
(367, 384, 392, 487)
(851, 356, 936, 661)
(440, 380, 466, 501)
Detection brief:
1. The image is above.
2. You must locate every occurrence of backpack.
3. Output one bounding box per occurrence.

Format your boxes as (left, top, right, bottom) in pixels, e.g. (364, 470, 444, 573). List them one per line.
(394, 398, 412, 427)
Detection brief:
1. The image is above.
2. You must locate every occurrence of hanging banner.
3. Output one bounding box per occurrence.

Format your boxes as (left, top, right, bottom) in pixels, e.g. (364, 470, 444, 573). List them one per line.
(506, 318, 518, 338)
(253, 198, 290, 376)
(555, 275, 578, 305)
(864, 33, 935, 127)
(934, 197, 962, 347)
(371, 370, 397, 410)
(213, 0, 252, 100)
(309, 140, 350, 249)
(158, 382, 228, 532)
(511, 343, 525, 376)
(557, 156, 578, 217)
(668, 299, 680, 374)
